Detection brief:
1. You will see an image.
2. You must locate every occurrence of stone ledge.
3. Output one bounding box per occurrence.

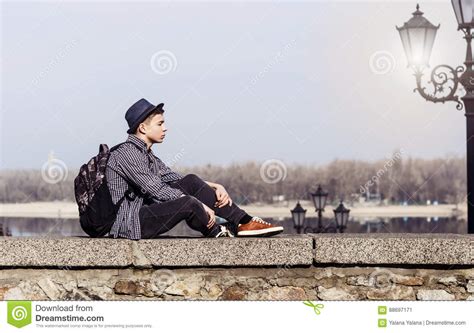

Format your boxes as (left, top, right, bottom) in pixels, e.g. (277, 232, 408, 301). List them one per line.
(312, 233, 474, 265)
(135, 237, 313, 266)
(0, 234, 472, 268)
(0, 236, 314, 268)
(0, 238, 132, 267)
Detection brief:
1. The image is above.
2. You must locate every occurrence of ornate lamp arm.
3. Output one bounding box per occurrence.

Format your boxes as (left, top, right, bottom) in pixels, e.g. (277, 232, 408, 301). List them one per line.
(412, 29, 474, 111)
(413, 64, 465, 110)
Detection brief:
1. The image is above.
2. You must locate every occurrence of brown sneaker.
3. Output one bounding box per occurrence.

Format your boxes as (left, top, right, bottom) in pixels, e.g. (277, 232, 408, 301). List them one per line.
(237, 217, 284, 237)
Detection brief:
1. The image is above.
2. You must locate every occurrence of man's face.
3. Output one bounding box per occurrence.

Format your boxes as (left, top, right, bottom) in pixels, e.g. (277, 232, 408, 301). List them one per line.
(141, 113, 167, 144)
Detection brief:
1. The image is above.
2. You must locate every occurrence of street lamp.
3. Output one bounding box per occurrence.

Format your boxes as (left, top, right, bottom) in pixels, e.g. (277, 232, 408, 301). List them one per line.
(305, 185, 338, 233)
(310, 184, 329, 230)
(452, 0, 474, 30)
(396, 3, 474, 233)
(290, 201, 307, 234)
(290, 197, 349, 233)
(333, 200, 351, 233)
(396, 4, 439, 71)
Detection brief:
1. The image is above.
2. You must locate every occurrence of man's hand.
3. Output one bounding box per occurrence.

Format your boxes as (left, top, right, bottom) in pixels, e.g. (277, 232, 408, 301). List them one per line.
(201, 202, 216, 229)
(213, 184, 233, 208)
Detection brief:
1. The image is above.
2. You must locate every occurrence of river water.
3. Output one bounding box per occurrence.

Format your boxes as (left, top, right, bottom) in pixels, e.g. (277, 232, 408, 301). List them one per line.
(0, 216, 467, 237)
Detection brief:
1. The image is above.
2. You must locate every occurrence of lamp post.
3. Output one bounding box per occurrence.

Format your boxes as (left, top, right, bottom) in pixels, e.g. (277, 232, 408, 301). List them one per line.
(305, 185, 339, 233)
(310, 185, 329, 230)
(290, 201, 307, 234)
(333, 201, 351, 233)
(396, 3, 474, 233)
(291, 198, 351, 233)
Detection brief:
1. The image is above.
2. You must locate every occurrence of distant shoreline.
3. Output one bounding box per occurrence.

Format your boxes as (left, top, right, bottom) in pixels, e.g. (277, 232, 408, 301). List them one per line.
(0, 201, 467, 219)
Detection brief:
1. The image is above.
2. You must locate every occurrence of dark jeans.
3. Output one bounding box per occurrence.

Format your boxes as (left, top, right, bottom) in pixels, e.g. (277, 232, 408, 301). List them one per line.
(139, 174, 247, 238)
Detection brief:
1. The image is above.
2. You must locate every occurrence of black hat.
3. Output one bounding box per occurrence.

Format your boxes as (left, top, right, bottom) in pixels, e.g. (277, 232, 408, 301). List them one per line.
(125, 98, 164, 134)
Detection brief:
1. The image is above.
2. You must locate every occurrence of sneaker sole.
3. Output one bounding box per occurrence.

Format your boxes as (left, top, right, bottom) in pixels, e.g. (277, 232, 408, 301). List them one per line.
(237, 226, 284, 237)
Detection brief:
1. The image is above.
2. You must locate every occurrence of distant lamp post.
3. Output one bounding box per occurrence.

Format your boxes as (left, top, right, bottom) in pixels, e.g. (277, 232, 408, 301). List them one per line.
(291, 201, 307, 234)
(303, 185, 337, 233)
(310, 184, 329, 230)
(396, 3, 474, 234)
(333, 200, 351, 233)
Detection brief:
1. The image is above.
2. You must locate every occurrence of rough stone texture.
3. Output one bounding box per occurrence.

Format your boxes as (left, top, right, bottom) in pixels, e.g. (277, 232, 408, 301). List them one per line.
(437, 275, 467, 287)
(367, 286, 416, 300)
(0, 237, 132, 267)
(1, 267, 472, 301)
(318, 286, 358, 300)
(416, 289, 456, 301)
(0, 234, 473, 300)
(136, 236, 314, 266)
(0, 236, 313, 267)
(37, 278, 61, 299)
(221, 285, 247, 300)
(114, 279, 159, 297)
(1, 234, 472, 267)
(264, 286, 307, 300)
(312, 233, 474, 265)
(467, 280, 474, 293)
(393, 275, 425, 286)
(130, 242, 152, 268)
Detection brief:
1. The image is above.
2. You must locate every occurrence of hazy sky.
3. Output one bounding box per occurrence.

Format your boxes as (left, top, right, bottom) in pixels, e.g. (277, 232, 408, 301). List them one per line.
(1, 0, 468, 170)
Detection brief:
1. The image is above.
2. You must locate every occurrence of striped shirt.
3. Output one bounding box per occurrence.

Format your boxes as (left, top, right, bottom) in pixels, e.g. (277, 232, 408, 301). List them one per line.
(106, 134, 184, 239)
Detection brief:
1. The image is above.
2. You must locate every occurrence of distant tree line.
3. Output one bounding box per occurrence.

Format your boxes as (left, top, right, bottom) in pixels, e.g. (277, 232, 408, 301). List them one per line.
(0, 155, 467, 205)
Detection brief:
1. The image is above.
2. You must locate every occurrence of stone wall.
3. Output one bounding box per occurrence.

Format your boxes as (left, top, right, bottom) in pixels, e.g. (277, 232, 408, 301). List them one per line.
(0, 234, 473, 301)
(1, 266, 474, 301)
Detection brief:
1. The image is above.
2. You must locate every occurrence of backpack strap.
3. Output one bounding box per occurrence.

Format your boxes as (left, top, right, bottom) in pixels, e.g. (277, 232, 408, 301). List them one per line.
(110, 141, 143, 152)
(109, 141, 149, 202)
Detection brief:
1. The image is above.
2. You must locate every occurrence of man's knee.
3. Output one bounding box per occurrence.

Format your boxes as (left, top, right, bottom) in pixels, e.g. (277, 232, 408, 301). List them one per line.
(183, 173, 202, 182)
(181, 195, 208, 224)
(181, 194, 202, 209)
(182, 173, 206, 187)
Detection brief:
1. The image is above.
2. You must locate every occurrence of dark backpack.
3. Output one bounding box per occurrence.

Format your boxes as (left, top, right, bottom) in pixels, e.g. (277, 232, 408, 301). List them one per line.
(74, 142, 140, 238)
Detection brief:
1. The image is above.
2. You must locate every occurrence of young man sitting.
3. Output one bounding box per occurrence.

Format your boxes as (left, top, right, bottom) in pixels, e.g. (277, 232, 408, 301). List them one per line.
(105, 98, 284, 239)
